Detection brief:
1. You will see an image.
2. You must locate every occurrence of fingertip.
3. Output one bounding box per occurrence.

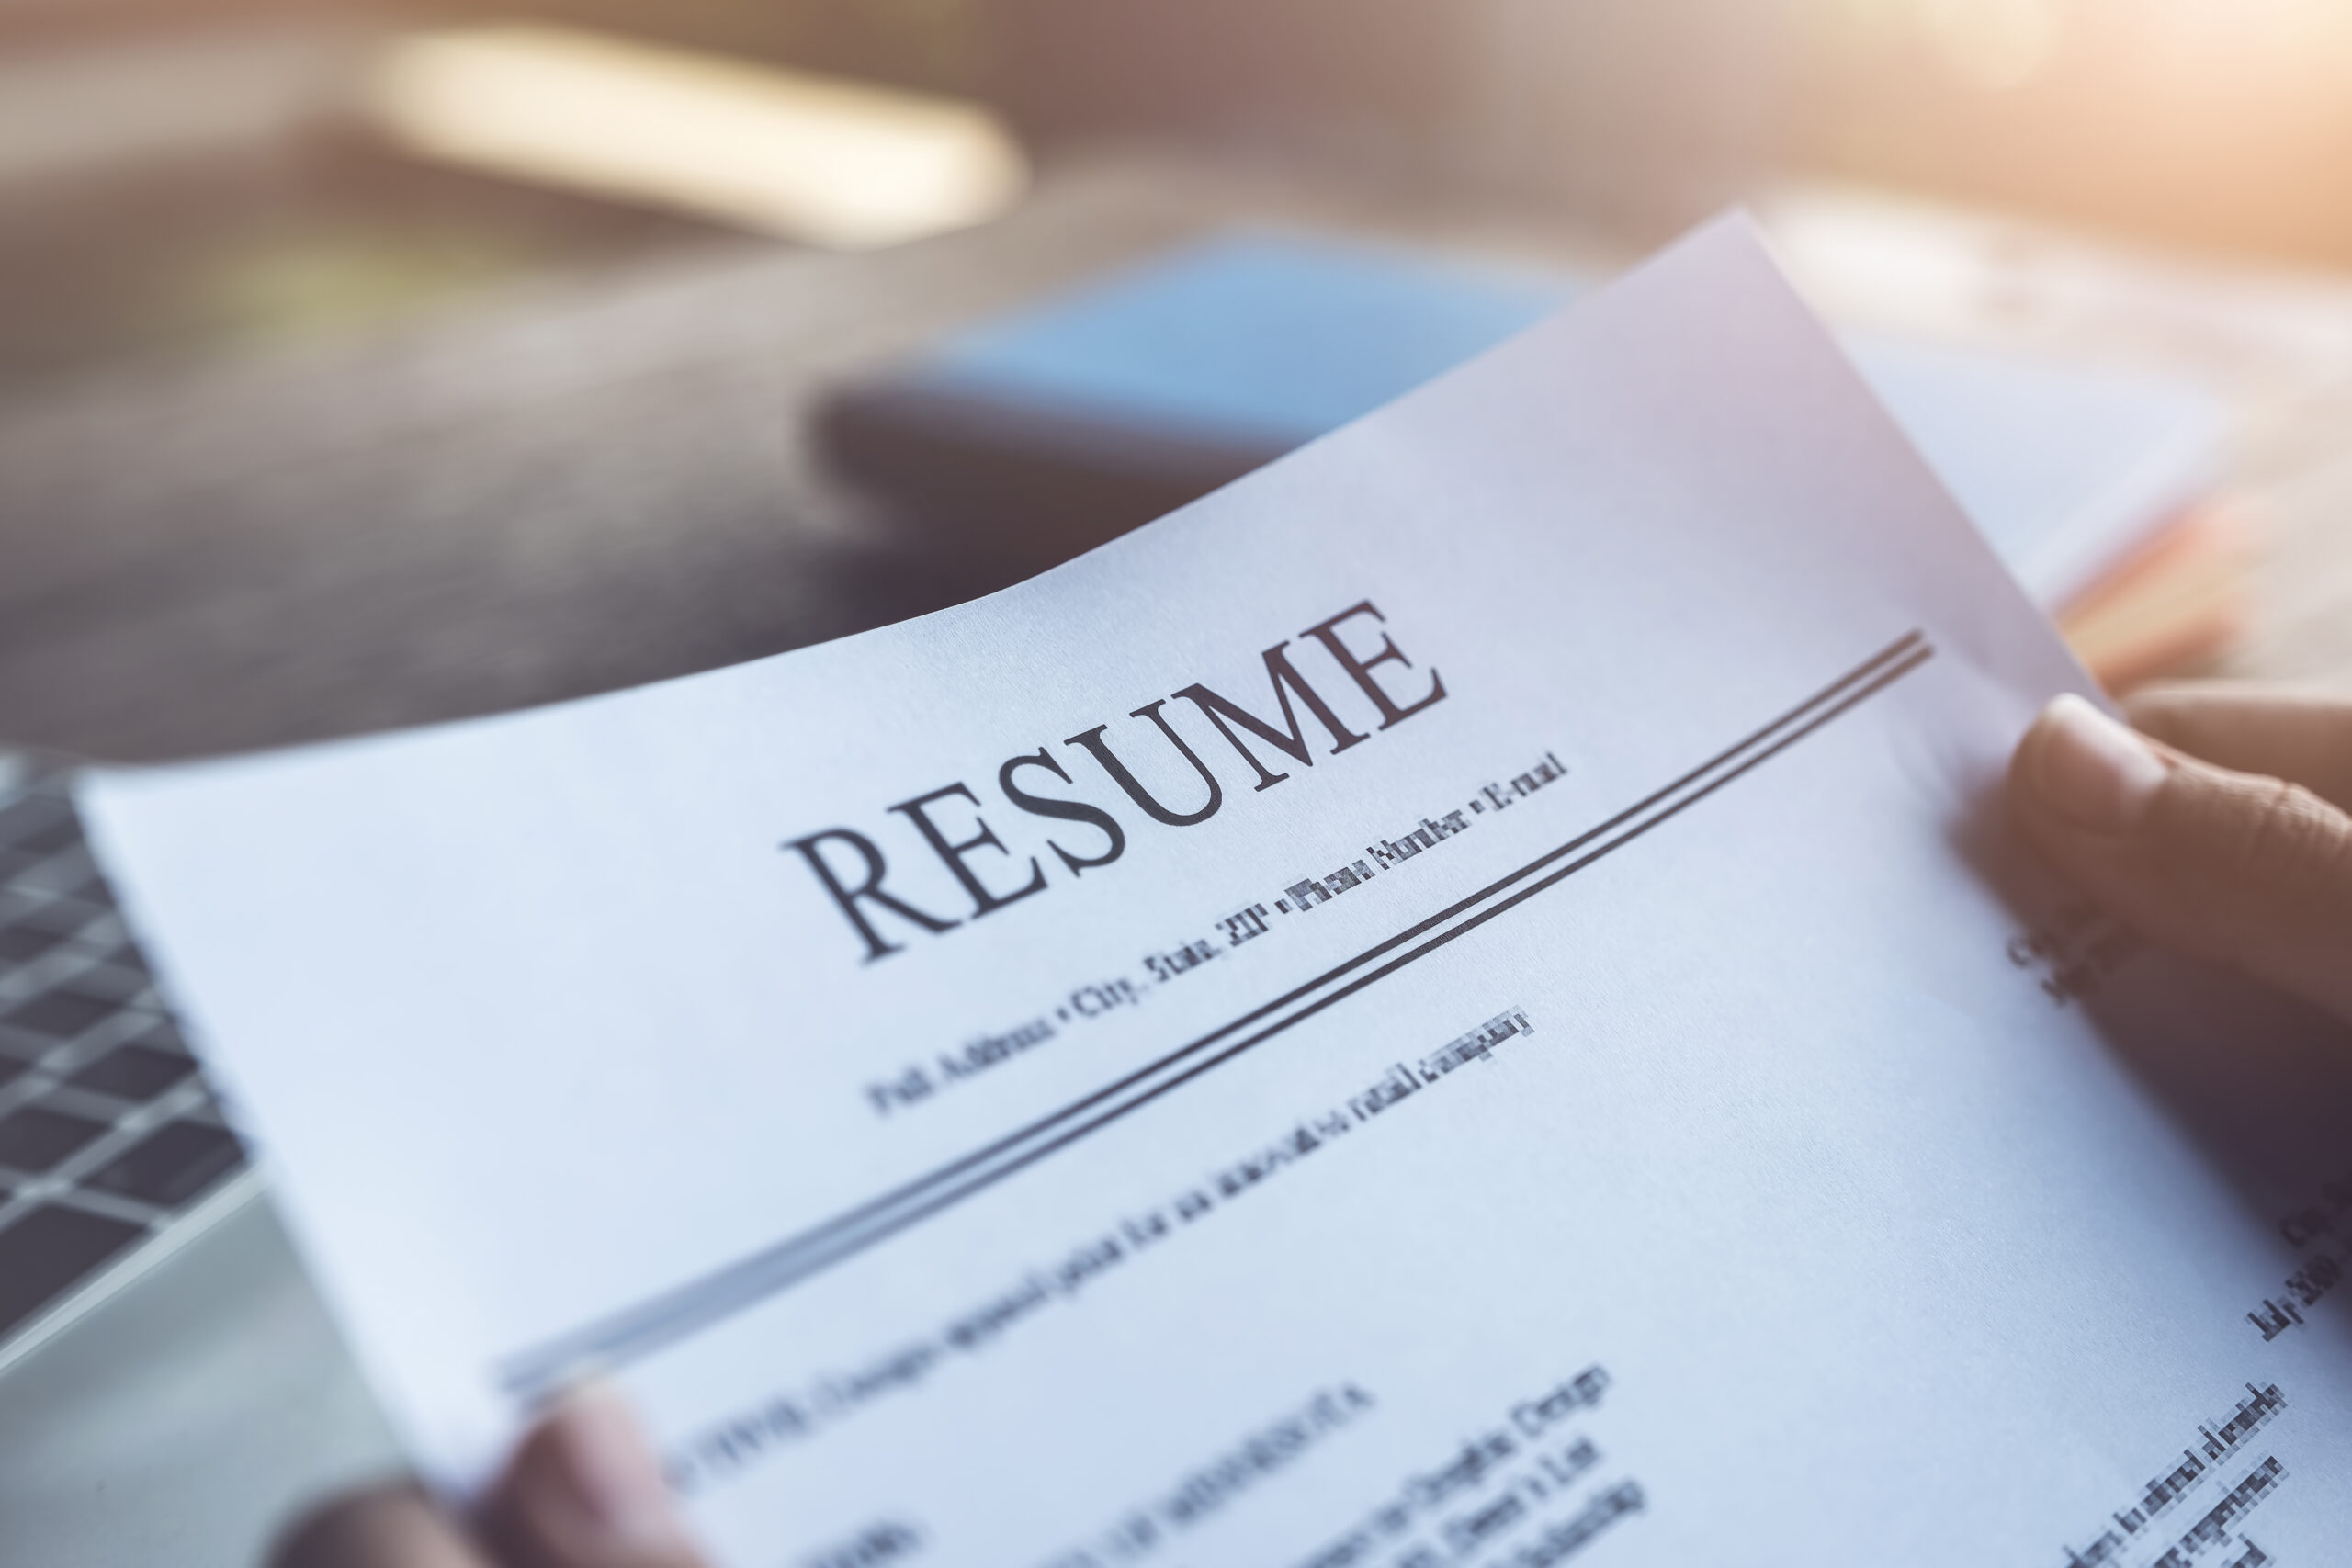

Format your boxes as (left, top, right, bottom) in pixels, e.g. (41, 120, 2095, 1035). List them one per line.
(2013, 694, 2168, 838)
(2007, 698, 2058, 795)
(497, 1384, 702, 1568)
(272, 1483, 481, 1568)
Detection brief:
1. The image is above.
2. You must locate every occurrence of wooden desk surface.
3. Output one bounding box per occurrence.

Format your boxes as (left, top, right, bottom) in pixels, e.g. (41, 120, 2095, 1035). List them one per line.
(3, 154, 2347, 764)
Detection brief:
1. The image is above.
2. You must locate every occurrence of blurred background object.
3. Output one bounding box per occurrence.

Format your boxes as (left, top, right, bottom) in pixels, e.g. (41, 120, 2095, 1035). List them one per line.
(6, 0, 2352, 380)
(12, 0, 2352, 389)
(1793, 0, 2352, 270)
(6, 0, 2352, 747)
(814, 226, 2242, 696)
(362, 23, 1025, 247)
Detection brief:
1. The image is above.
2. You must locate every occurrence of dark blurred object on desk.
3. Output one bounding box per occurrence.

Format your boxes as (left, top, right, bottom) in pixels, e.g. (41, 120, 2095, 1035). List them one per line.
(819, 233, 1569, 566)
(818, 229, 2245, 691)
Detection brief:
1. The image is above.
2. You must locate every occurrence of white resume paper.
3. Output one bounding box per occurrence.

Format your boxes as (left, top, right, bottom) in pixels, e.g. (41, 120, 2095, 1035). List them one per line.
(84, 220, 2352, 1567)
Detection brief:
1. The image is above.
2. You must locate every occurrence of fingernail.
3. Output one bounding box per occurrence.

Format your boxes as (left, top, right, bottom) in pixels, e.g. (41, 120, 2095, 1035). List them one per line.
(2030, 694, 2168, 835)
(537, 1386, 695, 1556)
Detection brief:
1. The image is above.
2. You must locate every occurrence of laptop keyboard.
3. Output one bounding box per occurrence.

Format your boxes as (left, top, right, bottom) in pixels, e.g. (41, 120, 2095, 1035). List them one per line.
(0, 755, 248, 1348)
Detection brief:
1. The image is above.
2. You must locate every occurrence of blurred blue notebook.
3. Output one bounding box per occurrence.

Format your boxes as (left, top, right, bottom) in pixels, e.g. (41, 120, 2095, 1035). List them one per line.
(821, 231, 2223, 606)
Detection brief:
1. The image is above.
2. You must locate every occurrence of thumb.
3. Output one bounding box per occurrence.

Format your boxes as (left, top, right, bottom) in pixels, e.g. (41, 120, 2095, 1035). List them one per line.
(2008, 693, 2352, 1025)
(481, 1386, 707, 1568)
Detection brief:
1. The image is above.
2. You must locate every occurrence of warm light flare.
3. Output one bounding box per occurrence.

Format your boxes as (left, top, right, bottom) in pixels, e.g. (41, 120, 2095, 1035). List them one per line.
(362, 23, 1029, 250)
(1824, 0, 2352, 92)
(1921, 0, 2068, 89)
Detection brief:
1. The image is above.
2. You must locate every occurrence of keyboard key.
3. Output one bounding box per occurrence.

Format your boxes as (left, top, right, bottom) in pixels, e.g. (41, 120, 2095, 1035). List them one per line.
(0, 798, 77, 857)
(8, 897, 101, 941)
(70, 1044, 198, 1101)
(127, 1021, 186, 1054)
(85, 1122, 243, 1208)
(0, 1056, 26, 1089)
(0, 1106, 111, 1171)
(0, 1205, 145, 1339)
(12, 821, 77, 859)
(0, 922, 73, 964)
(2, 985, 126, 1043)
(34, 861, 106, 901)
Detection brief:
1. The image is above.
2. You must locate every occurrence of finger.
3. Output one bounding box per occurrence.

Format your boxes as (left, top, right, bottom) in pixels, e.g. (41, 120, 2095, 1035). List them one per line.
(272, 1483, 490, 1568)
(482, 1385, 707, 1568)
(2008, 694, 2352, 1024)
(2123, 682, 2352, 813)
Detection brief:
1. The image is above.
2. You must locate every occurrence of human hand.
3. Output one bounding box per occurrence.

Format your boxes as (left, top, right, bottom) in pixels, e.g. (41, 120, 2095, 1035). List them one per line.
(271, 1386, 706, 1568)
(2007, 682, 2352, 1025)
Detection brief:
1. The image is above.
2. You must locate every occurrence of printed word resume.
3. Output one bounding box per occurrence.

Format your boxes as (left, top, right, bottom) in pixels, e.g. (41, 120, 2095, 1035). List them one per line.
(84, 220, 2352, 1566)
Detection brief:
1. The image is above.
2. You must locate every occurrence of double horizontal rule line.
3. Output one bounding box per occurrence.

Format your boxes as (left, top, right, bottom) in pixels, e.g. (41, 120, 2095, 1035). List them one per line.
(498, 629, 1937, 1400)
